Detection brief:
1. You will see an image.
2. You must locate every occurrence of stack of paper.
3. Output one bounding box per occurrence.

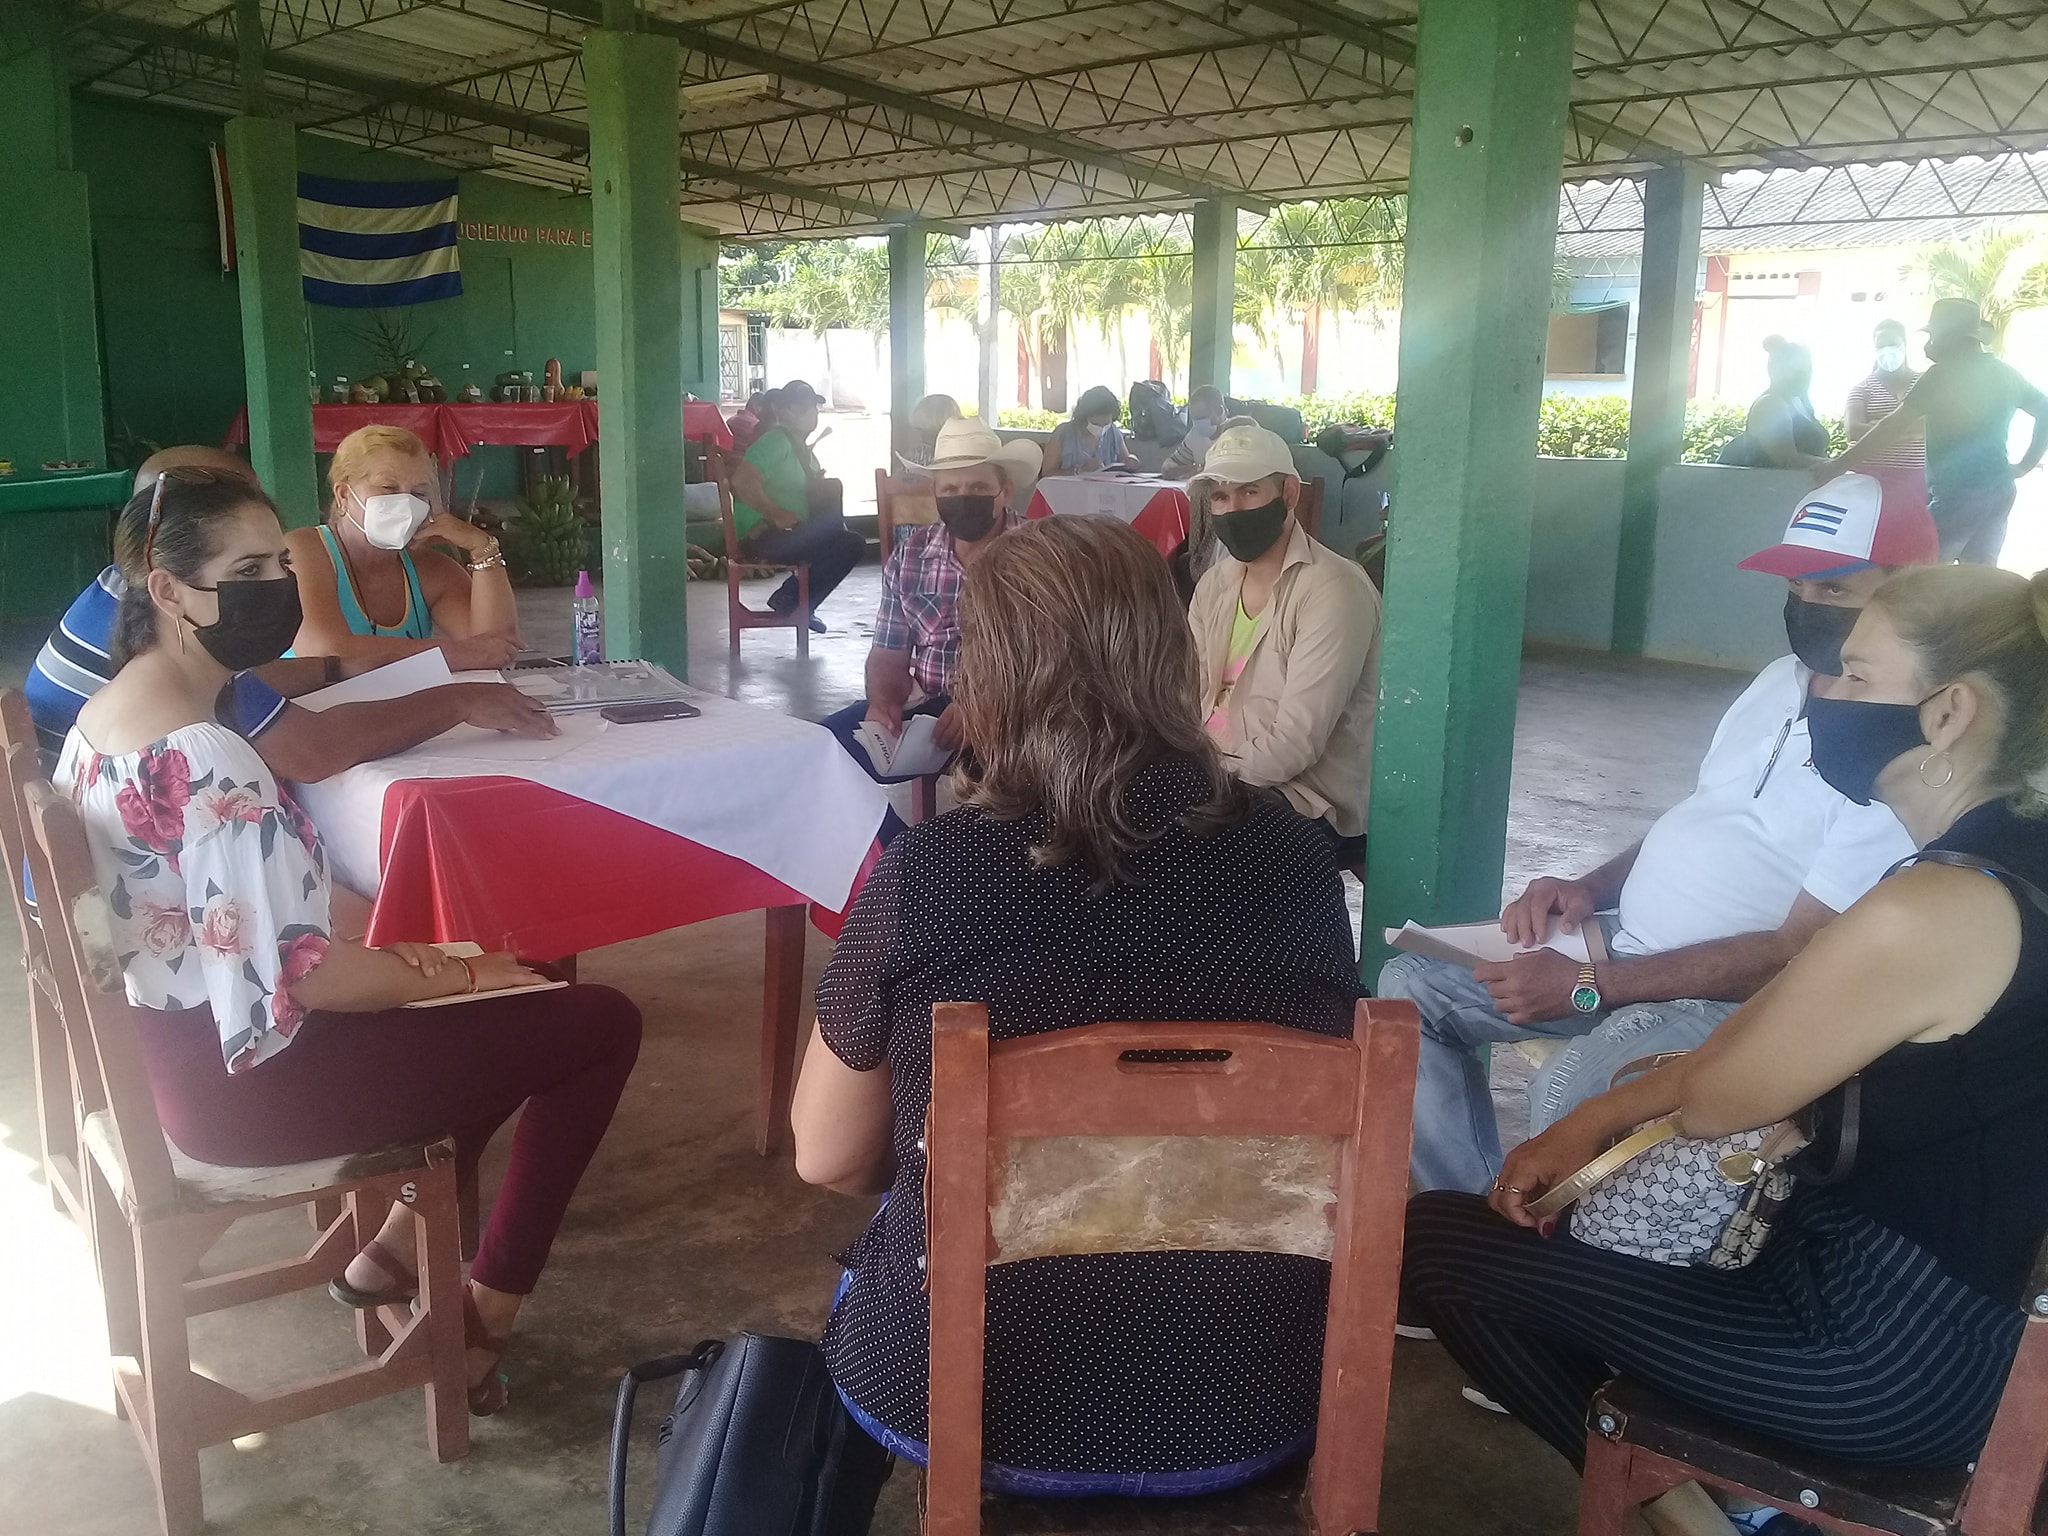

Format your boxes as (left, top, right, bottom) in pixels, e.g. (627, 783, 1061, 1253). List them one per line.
(1382, 920, 1590, 968)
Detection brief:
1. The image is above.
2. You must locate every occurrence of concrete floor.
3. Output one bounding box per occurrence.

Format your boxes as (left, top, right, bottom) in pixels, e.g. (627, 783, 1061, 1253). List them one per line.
(0, 563, 1748, 1536)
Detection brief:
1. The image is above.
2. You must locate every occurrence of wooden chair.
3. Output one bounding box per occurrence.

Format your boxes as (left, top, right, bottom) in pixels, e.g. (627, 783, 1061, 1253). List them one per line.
(925, 998, 1421, 1536)
(717, 470, 812, 659)
(876, 467, 940, 559)
(21, 779, 472, 1536)
(0, 691, 90, 1232)
(1578, 1256, 2048, 1536)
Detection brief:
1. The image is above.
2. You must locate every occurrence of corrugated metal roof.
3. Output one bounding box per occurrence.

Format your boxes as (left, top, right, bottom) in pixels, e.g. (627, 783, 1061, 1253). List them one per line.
(51, 0, 2048, 237)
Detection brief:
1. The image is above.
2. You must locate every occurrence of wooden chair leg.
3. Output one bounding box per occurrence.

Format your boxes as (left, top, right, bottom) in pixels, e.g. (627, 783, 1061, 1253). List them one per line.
(411, 1168, 471, 1463)
(910, 774, 939, 825)
(1577, 1430, 1643, 1536)
(136, 1225, 207, 1536)
(348, 1189, 394, 1357)
(27, 984, 79, 1215)
(756, 904, 806, 1156)
(89, 1157, 143, 1367)
(308, 1195, 343, 1234)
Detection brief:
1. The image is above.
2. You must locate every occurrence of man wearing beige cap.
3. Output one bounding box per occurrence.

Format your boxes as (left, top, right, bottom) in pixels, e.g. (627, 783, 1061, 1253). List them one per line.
(1187, 420, 1382, 864)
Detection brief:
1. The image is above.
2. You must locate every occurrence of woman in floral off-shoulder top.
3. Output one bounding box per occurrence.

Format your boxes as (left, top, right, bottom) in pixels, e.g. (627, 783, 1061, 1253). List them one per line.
(57, 469, 641, 1416)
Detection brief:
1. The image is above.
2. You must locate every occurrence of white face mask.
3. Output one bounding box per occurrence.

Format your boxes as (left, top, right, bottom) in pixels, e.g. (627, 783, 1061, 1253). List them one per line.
(1083, 420, 1107, 440)
(351, 488, 431, 550)
(1876, 344, 1907, 373)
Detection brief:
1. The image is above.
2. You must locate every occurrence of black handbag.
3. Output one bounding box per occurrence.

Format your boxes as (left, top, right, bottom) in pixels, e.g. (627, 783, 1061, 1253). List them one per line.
(608, 1334, 892, 1536)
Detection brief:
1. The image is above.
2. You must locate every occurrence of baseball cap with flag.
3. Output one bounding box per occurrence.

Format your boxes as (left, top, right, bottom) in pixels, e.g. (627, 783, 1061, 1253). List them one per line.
(1737, 472, 1939, 578)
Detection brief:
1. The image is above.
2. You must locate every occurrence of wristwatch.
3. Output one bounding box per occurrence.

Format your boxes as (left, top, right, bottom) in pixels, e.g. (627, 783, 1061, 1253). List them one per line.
(1570, 963, 1602, 1015)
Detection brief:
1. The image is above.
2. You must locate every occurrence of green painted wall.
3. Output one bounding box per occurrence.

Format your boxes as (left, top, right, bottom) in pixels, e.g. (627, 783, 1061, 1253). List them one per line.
(1, 32, 106, 471)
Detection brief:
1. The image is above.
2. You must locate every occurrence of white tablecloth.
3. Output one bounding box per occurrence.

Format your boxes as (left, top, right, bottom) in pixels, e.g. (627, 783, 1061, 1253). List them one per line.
(293, 689, 890, 911)
(1030, 473, 1189, 522)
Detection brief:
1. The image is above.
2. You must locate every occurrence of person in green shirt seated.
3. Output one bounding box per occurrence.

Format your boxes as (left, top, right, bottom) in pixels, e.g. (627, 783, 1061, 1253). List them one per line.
(726, 380, 866, 631)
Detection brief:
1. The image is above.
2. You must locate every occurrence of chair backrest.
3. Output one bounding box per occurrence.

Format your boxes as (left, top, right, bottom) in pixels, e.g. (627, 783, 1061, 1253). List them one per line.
(23, 778, 183, 1216)
(714, 470, 744, 579)
(1, 692, 51, 963)
(1296, 477, 1324, 542)
(876, 469, 939, 559)
(924, 999, 1420, 1536)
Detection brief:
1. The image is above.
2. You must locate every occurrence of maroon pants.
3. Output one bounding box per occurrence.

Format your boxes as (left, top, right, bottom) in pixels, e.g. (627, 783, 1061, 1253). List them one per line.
(133, 985, 641, 1295)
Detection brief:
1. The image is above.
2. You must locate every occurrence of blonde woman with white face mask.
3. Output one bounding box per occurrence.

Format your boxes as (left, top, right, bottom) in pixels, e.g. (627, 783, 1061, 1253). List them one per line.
(287, 424, 521, 670)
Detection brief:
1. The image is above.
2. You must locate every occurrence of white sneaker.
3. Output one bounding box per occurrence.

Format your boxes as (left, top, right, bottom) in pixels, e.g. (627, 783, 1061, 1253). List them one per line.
(1393, 1322, 1436, 1342)
(1461, 1384, 1509, 1415)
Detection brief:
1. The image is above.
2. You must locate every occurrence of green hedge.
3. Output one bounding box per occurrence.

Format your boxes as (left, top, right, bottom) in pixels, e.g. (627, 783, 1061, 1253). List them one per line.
(997, 407, 1062, 430)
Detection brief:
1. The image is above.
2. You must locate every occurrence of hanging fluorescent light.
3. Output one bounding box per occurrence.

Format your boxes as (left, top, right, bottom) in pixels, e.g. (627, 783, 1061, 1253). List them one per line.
(682, 72, 775, 108)
(490, 146, 589, 188)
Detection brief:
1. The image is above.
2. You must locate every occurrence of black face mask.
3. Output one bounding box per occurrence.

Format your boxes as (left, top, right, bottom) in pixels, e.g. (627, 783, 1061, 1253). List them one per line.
(186, 576, 303, 672)
(1213, 497, 1290, 563)
(1805, 692, 1937, 806)
(937, 493, 999, 543)
(1783, 594, 1861, 676)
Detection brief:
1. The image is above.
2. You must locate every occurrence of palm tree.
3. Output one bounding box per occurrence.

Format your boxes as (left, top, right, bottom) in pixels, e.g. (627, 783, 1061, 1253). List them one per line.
(1127, 242, 1192, 388)
(1911, 226, 2048, 354)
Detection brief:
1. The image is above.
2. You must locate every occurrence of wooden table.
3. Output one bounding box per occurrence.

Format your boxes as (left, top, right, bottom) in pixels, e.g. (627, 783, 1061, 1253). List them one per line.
(1025, 473, 1193, 557)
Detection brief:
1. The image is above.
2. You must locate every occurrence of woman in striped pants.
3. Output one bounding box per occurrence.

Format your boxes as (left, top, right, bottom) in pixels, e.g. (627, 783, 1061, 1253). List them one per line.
(1403, 565, 2048, 1516)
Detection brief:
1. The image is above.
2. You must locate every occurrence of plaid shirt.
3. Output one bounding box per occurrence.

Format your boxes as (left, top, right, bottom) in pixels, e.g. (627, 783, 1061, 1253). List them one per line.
(873, 509, 1024, 694)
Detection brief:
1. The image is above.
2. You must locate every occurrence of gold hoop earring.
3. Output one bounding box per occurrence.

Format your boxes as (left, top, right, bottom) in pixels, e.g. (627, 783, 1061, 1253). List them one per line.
(1918, 750, 1954, 788)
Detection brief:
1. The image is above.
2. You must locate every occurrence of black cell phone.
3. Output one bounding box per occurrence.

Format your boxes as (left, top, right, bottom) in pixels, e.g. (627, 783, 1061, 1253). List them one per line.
(600, 700, 702, 725)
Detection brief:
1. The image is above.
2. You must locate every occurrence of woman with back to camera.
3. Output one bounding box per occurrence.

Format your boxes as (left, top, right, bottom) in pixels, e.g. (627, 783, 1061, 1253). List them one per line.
(1404, 563, 2048, 1533)
(1040, 384, 1141, 476)
(286, 424, 521, 669)
(57, 469, 641, 1414)
(790, 514, 1360, 1493)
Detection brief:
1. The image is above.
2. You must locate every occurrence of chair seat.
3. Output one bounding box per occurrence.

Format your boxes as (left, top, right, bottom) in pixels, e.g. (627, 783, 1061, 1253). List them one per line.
(982, 1463, 1307, 1535)
(1593, 1379, 1967, 1536)
(83, 1110, 446, 1219)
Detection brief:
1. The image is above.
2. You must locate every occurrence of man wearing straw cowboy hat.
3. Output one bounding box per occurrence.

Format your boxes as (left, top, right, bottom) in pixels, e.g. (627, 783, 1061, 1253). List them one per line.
(1836, 297, 2048, 564)
(820, 416, 1039, 839)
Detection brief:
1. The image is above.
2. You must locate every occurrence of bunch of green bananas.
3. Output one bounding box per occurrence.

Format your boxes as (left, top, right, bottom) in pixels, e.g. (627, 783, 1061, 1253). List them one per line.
(503, 476, 586, 587)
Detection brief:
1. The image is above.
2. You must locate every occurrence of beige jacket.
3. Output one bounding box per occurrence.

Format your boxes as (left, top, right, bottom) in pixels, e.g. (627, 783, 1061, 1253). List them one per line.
(1189, 521, 1382, 837)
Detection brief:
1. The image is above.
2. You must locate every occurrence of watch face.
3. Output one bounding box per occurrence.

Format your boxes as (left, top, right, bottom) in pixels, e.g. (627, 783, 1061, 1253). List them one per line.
(1571, 983, 1602, 1015)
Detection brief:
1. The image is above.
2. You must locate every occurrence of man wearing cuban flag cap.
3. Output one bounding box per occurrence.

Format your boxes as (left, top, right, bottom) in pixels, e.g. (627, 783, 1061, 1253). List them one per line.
(1385, 472, 1937, 1197)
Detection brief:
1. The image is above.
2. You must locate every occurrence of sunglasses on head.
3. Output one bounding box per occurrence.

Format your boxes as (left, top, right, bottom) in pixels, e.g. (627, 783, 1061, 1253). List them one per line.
(140, 466, 238, 572)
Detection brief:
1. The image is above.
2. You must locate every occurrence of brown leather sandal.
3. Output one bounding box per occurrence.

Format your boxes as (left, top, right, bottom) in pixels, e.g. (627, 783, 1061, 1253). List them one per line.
(464, 1287, 512, 1416)
(328, 1237, 418, 1309)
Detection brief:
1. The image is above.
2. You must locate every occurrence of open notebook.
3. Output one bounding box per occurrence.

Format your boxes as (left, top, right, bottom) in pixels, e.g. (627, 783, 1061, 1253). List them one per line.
(401, 942, 570, 1009)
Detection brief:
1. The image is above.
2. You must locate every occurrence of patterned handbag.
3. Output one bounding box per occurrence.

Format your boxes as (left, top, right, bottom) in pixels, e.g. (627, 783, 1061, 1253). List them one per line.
(1524, 1053, 1850, 1270)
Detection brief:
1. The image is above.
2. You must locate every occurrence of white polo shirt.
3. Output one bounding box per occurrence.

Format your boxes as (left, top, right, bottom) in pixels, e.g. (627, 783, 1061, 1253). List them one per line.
(1612, 654, 1916, 958)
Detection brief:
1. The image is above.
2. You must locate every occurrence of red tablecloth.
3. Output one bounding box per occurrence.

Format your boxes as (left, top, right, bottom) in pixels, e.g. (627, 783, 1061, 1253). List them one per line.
(1025, 479, 1191, 558)
(225, 399, 734, 459)
(364, 774, 813, 955)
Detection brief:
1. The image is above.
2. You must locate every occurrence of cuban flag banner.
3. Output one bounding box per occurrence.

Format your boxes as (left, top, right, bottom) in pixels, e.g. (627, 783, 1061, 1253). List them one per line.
(298, 172, 462, 307)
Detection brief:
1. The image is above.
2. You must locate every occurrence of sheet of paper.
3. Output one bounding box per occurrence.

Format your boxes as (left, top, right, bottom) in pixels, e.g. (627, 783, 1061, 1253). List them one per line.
(400, 709, 608, 764)
(1382, 919, 1589, 969)
(855, 713, 952, 778)
(296, 649, 454, 712)
(399, 940, 568, 1008)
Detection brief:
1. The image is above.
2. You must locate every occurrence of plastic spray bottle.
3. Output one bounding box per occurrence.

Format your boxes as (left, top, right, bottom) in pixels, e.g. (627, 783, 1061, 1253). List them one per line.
(573, 571, 602, 664)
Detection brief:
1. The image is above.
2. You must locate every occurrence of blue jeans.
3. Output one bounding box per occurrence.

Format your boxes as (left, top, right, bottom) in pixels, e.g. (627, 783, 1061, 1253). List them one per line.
(742, 505, 866, 610)
(1930, 480, 2017, 565)
(1376, 952, 1738, 1194)
(819, 693, 952, 847)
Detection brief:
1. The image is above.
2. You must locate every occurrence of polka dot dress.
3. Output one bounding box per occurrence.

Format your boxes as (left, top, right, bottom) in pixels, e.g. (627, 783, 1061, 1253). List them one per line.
(818, 753, 1360, 1475)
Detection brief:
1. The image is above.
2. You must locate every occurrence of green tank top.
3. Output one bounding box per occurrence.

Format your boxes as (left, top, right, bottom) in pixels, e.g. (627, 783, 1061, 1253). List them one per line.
(314, 524, 432, 640)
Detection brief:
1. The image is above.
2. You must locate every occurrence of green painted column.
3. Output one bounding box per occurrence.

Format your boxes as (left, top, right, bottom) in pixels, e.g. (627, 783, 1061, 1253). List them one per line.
(0, 8, 105, 469)
(586, 23, 689, 674)
(1612, 163, 1707, 654)
(888, 223, 927, 460)
(1189, 200, 1237, 395)
(226, 116, 320, 522)
(1361, 0, 1577, 975)
(680, 220, 720, 406)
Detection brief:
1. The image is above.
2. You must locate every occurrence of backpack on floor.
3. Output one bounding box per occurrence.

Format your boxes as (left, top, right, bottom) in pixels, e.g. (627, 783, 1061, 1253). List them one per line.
(609, 1334, 892, 1536)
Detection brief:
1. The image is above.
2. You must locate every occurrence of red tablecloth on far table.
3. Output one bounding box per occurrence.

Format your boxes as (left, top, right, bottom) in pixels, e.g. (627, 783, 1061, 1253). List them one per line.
(1025, 473, 1192, 557)
(224, 399, 735, 459)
